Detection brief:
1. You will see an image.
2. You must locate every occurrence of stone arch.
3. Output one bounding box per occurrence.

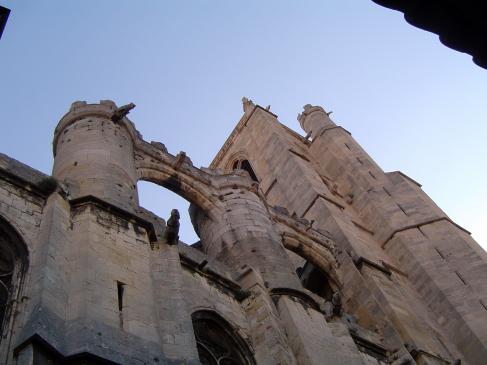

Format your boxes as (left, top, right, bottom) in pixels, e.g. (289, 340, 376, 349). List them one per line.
(191, 310, 256, 365)
(281, 232, 341, 295)
(137, 165, 222, 222)
(0, 215, 28, 343)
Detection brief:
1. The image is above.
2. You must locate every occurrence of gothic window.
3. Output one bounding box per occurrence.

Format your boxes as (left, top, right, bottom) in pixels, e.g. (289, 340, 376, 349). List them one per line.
(240, 160, 258, 182)
(0, 218, 27, 341)
(192, 311, 255, 365)
(231, 159, 258, 182)
(298, 261, 334, 300)
(0, 243, 14, 335)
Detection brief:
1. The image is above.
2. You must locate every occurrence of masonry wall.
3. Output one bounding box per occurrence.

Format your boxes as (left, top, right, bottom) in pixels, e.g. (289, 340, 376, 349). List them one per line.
(1, 100, 486, 365)
(211, 103, 487, 365)
(0, 154, 46, 364)
(0, 164, 253, 364)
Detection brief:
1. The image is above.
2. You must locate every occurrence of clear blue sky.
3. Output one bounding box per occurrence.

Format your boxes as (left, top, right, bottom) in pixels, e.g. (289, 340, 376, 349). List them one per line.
(1, 1, 486, 249)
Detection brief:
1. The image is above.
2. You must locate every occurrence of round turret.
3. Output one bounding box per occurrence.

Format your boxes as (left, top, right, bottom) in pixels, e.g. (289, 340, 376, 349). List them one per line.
(52, 100, 139, 212)
(297, 104, 336, 140)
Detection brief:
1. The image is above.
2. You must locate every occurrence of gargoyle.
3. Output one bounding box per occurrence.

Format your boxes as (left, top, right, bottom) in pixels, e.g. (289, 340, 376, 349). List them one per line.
(163, 209, 180, 245)
(111, 103, 136, 122)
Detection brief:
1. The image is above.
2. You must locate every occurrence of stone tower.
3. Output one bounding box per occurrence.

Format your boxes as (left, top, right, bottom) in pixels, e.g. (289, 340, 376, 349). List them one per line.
(0, 99, 486, 365)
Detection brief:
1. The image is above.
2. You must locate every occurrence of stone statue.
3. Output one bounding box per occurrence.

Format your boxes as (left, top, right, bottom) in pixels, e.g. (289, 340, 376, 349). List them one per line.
(111, 103, 136, 122)
(164, 209, 180, 245)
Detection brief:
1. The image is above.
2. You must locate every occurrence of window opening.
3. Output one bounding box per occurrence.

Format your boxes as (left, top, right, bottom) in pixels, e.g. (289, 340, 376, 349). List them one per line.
(352, 334, 389, 364)
(298, 261, 334, 300)
(0, 217, 28, 343)
(231, 159, 258, 182)
(117, 281, 125, 312)
(192, 311, 255, 365)
(240, 160, 258, 182)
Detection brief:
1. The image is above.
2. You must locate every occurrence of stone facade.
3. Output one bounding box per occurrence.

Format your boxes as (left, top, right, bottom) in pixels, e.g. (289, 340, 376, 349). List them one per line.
(0, 99, 485, 365)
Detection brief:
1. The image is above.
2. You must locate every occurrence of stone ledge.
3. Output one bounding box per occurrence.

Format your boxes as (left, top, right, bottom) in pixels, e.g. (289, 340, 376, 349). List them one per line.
(309, 125, 352, 146)
(387, 170, 422, 188)
(178, 242, 236, 282)
(409, 347, 450, 365)
(353, 256, 392, 277)
(269, 287, 321, 311)
(179, 252, 246, 301)
(69, 195, 157, 241)
(14, 334, 121, 365)
(381, 217, 471, 249)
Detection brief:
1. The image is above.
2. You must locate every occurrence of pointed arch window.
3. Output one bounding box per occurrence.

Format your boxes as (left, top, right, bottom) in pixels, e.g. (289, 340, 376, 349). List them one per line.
(297, 261, 334, 301)
(231, 159, 258, 182)
(192, 311, 255, 365)
(0, 217, 28, 341)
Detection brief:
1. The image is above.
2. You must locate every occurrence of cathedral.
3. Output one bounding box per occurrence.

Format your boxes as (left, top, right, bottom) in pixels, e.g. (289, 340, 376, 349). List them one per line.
(0, 99, 486, 365)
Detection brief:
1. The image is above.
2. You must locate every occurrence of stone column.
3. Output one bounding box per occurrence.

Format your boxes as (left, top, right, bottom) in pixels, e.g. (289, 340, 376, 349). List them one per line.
(190, 174, 302, 291)
(191, 174, 368, 365)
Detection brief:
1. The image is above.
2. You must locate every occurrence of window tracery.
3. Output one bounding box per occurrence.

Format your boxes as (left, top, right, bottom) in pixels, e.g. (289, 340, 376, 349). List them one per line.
(192, 311, 255, 365)
(0, 218, 27, 341)
(0, 243, 14, 334)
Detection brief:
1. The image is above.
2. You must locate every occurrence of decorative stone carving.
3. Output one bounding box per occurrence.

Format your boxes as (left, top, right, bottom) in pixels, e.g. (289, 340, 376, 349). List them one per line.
(111, 102, 136, 122)
(163, 209, 180, 245)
